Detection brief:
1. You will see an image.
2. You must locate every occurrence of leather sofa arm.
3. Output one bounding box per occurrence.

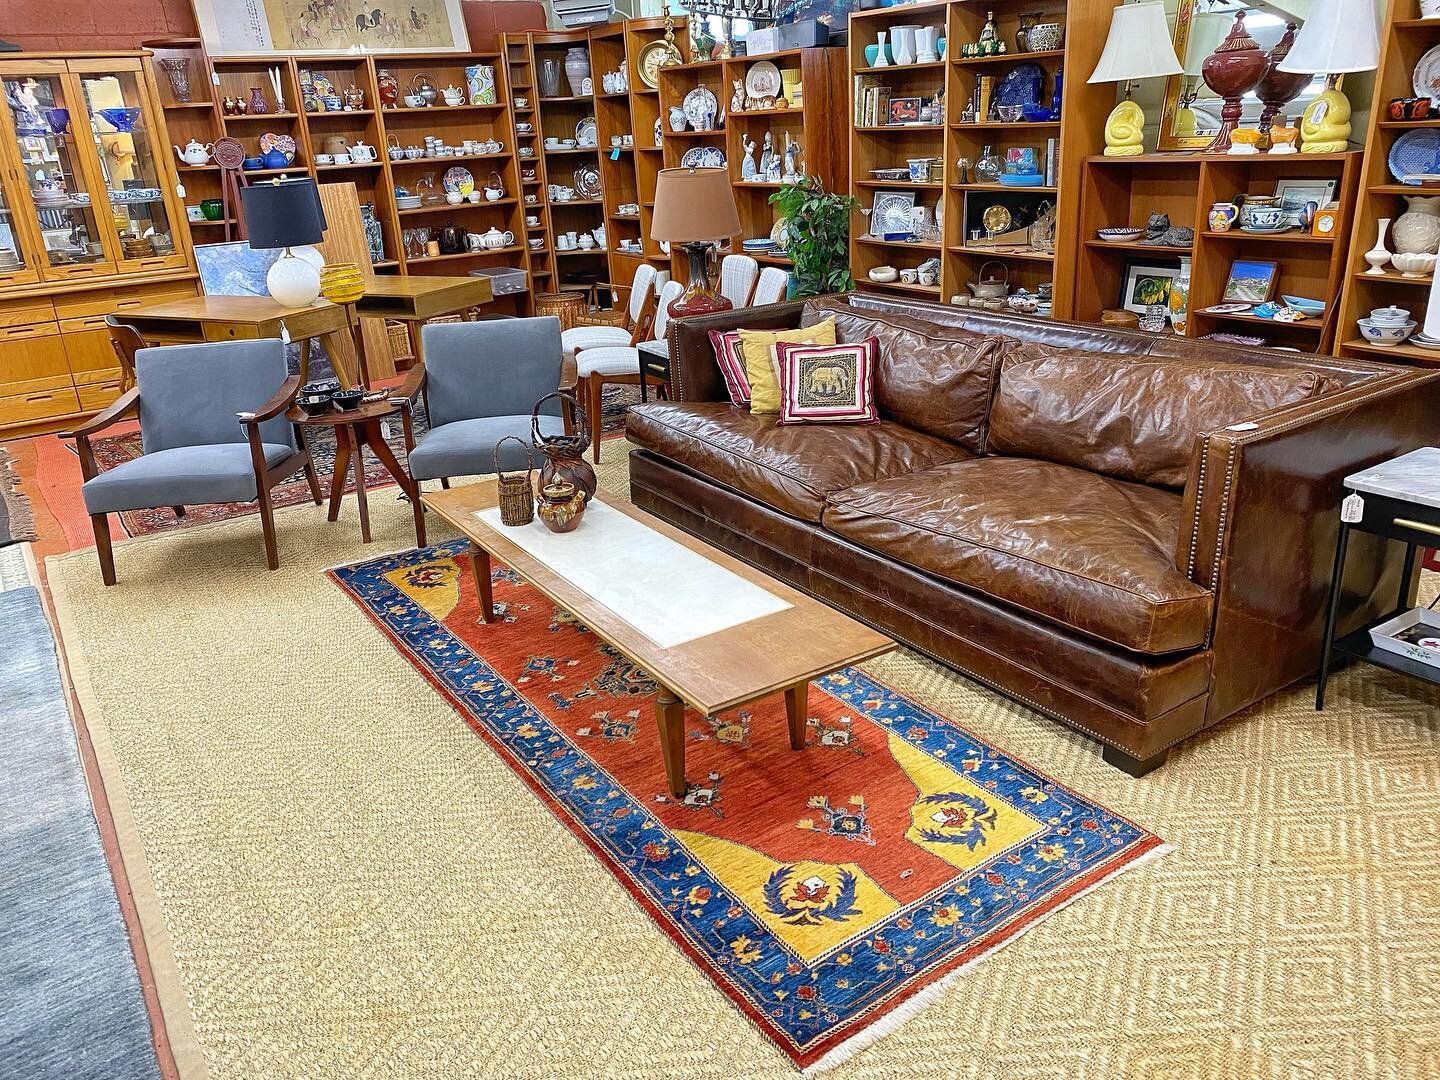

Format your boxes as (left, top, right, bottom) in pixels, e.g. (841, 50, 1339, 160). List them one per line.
(667, 299, 808, 402)
(1177, 369, 1440, 719)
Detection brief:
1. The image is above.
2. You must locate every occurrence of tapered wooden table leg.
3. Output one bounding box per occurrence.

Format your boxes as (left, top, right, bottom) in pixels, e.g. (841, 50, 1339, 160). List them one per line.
(364, 420, 425, 547)
(327, 426, 351, 523)
(468, 543, 494, 624)
(351, 426, 371, 543)
(786, 681, 809, 750)
(656, 690, 687, 797)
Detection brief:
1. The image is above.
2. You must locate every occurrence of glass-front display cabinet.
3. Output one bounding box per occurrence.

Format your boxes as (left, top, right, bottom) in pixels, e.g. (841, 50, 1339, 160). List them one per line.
(0, 56, 190, 283)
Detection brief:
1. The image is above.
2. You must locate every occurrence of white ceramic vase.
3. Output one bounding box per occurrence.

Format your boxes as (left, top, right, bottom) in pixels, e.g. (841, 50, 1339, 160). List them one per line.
(874, 31, 890, 67)
(564, 48, 590, 96)
(915, 26, 939, 63)
(1392, 196, 1440, 254)
(1365, 218, 1393, 275)
(891, 25, 917, 66)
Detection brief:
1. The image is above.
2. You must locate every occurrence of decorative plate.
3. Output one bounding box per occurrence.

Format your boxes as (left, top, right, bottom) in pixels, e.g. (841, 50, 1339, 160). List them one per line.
(1203, 302, 1253, 314)
(745, 61, 782, 101)
(995, 63, 1045, 107)
(573, 163, 601, 199)
(872, 190, 916, 234)
(770, 216, 790, 250)
(680, 145, 726, 169)
(442, 166, 475, 194)
(1389, 128, 1440, 182)
(575, 116, 598, 146)
(684, 86, 719, 129)
(654, 117, 663, 146)
(258, 131, 282, 152)
(212, 137, 246, 170)
(638, 38, 682, 89)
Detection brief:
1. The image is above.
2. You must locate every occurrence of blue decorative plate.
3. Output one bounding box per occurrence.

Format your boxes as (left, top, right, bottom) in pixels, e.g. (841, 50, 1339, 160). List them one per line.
(995, 63, 1044, 108)
(1389, 129, 1440, 182)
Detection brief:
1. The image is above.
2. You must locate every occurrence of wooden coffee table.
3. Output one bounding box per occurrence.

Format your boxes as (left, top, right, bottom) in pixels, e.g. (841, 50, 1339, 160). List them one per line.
(423, 479, 894, 797)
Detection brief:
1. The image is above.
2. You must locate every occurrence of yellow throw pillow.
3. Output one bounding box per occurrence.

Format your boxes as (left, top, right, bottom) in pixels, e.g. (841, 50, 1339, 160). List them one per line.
(737, 318, 837, 415)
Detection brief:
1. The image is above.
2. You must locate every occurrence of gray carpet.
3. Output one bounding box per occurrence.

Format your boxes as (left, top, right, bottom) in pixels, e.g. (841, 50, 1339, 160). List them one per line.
(0, 584, 162, 1080)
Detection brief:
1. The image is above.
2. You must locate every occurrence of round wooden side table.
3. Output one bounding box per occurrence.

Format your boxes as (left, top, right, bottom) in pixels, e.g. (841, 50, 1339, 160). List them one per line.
(286, 396, 425, 547)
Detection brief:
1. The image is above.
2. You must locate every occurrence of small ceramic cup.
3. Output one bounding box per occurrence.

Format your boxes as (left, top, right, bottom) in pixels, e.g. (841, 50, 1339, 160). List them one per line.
(333, 153, 351, 165)
(899, 268, 919, 284)
(315, 153, 333, 165)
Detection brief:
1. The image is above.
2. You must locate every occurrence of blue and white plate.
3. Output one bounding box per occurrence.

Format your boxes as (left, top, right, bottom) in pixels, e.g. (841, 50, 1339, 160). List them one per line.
(995, 63, 1044, 107)
(1389, 128, 1440, 183)
(680, 145, 725, 169)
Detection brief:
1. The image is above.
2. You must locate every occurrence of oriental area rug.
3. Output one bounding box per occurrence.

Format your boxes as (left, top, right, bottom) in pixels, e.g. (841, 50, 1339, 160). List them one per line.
(330, 539, 1167, 1072)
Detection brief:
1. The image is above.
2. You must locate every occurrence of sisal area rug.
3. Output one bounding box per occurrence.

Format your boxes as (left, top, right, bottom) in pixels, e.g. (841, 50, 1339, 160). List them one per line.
(0, 446, 38, 547)
(330, 541, 1165, 1070)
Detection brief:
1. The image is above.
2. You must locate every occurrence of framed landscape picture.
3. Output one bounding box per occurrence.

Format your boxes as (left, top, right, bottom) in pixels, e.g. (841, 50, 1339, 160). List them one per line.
(1222, 258, 1280, 304)
(1120, 261, 1180, 314)
(190, 0, 470, 56)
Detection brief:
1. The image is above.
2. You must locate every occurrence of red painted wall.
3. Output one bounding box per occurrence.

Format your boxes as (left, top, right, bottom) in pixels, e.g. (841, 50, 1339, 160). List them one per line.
(2, 0, 546, 53)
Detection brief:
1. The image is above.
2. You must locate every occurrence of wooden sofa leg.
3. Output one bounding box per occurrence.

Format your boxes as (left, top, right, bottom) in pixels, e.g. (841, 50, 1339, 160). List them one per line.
(90, 513, 117, 587)
(1102, 744, 1167, 778)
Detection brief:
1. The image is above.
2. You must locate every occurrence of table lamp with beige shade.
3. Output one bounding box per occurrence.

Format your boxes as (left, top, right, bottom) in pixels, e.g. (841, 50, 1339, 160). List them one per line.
(1277, 0, 1379, 154)
(650, 166, 741, 317)
(1088, 1, 1183, 157)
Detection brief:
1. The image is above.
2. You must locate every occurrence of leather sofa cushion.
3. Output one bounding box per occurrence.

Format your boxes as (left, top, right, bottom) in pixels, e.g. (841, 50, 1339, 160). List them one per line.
(823, 457, 1213, 654)
(625, 401, 969, 523)
(988, 351, 1335, 488)
(800, 295, 1004, 452)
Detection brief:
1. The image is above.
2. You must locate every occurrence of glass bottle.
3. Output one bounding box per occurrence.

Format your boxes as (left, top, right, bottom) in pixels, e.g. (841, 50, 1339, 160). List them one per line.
(975, 144, 1003, 184)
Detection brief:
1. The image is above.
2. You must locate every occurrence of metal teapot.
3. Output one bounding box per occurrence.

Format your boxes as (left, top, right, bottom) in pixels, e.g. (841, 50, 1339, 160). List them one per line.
(965, 260, 1010, 300)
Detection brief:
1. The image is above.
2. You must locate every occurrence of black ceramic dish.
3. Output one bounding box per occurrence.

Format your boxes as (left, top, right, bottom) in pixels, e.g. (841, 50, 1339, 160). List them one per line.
(301, 379, 340, 398)
(331, 388, 364, 411)
(296, 394, 333, 416)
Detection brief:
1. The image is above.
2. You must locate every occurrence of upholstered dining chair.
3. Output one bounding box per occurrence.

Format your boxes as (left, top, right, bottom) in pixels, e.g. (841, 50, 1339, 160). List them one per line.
(103, 315, 144, 392)
(750, 265, 790, 307)
(719, 253, 760, 308)
(69, 338, 317, 586)
(562, 263, 660, 363)
(575, 278, 684, 464)
(399, 317, 568, 487)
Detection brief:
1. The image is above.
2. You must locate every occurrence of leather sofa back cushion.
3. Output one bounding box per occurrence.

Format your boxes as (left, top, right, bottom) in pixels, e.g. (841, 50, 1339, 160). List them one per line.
(988, 351, 1336, 488)
(801, 297, 1003, 452)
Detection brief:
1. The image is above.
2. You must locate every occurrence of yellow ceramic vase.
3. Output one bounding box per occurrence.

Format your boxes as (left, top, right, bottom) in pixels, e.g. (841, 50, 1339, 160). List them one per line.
(320, 261, 365, 305)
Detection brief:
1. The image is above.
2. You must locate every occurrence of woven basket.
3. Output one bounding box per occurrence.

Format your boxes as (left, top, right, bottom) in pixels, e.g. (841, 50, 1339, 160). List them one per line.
(385, 321, 415, 364)
(494, 436, 535, 526)
(534, 291, 587, 331)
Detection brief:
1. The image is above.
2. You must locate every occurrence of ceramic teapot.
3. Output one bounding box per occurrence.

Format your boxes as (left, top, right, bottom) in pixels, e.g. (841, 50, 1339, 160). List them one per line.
(668, 105, 687, 132)
(478, 226, 516, 249)
(484, 171, 505, 201)
(349, 139, 376, 163)
(322, 135, 349, 157)
(442, 84, 464, 106)
(965, 260, 1010, 299)
(173, 139, 213, 166)
(262, 146, 290, 169)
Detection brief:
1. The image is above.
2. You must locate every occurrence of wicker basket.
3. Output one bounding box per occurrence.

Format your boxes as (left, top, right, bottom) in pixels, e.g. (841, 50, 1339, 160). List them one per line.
(534, 291, 587, 331)
(385, 321, 415, 364)
(494, 436, 535, 526)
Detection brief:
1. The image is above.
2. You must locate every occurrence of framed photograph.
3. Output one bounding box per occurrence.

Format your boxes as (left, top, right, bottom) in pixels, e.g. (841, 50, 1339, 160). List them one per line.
(1222, 258, 1280, 304)
(887, 96, 922, 125)
(1119, 261, 1180, 314)
(1274, 178, 1338, 214)
(189, 0, 470, 56)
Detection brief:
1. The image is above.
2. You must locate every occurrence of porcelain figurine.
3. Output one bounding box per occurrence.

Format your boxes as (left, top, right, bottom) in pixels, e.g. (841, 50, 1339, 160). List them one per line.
(741, 135, 757, 180)
(377, 69, 399, 109)
(731, 79, 745, 114)
(782, 133, 803, 181)
(1103, 99, 1144, 156)
(759, 131, 778, 181)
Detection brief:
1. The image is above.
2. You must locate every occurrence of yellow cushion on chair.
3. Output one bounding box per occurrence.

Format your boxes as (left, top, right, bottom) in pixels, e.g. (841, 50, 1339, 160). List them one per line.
(737, 317, 837, 415)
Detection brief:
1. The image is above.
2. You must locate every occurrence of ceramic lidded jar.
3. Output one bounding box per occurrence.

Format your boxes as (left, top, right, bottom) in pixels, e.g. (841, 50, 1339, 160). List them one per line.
(1392, 196, 1440, 254)
(537, 480, 586, 533)
(1201, 13, 1267, 154)
(564, 48, 591, 96)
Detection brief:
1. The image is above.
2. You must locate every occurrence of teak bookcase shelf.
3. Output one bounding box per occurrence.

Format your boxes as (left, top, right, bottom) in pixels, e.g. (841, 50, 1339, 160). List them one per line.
(1336, 0, 1440, 367)
(1076, 152, 1362, 353)
(847, 0, 1113, 318)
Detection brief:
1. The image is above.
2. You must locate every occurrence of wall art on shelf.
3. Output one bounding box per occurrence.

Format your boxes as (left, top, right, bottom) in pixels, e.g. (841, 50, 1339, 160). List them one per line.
(1221, 258, 1280, 304)
(1119, 261, 1181, 315)
(190, 0, 471, 56)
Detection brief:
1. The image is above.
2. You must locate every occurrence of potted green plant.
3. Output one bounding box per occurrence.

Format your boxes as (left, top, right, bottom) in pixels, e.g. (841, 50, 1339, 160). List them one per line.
(768, 177, 858, 299)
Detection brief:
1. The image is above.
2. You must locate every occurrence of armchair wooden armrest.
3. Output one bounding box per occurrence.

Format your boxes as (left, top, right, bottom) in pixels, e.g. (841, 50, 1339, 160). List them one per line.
(237, 375, 301, 427)
(587, 280, 631, 305)
(389, 362, 427, 406)
(62, 386, 140, 440)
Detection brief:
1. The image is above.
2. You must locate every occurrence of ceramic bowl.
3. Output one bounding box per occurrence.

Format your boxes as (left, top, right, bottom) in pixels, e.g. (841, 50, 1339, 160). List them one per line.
(1097, 227, 1144, 243)
(301, 379, 339, 397)
(296, 394, 333, 416)
(996, 104, 1024, 122)
(331, 388, 364, 411)
(1391, 252, 1438, 278)
(242, 156, 265, 169)
(1028, 22, 1063, 50)
(1280, 295, 1326, 316)
(1369, 305, 1413, 326)
(1357, 318, 1417, 346)
(868, 265, 898, 283)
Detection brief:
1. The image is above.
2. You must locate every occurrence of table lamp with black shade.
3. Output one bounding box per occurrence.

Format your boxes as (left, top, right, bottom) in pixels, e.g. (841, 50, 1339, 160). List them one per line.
(650, 166, 741, 317)
(239, 177, 328, 308)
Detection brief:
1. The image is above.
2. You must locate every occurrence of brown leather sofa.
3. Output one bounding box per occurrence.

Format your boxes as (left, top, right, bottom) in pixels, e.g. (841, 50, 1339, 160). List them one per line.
(625, 292, 1440, 775)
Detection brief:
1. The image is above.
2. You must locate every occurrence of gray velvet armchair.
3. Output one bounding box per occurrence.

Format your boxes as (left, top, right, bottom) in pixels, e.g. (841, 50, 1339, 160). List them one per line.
(69, 338, 318, 585)
(396, 317, 569, 486)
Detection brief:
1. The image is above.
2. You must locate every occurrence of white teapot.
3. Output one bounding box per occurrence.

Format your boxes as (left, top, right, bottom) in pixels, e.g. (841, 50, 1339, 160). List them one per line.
(442, 84, 464, 106)
(349, 139, 376, 163)
(173, 139, 213, 166)
(479, 226, 515, 249)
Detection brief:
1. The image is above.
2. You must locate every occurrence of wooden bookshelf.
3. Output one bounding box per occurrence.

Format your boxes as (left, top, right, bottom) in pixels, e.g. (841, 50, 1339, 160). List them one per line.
(1075, 151, 1361, 352)
(1335, 0, 1440, 367)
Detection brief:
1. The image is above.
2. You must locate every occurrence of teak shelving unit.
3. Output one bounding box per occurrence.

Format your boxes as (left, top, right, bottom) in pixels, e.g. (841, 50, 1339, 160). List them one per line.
(846, 0, 1111, 318)
(658, 46, 848, 284)
(1336, 0, 1440, 367)
(1075, 151, 1362, 353)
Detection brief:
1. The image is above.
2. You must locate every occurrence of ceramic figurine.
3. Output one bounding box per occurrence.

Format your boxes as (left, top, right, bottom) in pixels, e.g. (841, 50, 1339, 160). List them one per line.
(377, 69, 399, 109)
(1228, 128, 1261, 155)
(760, 131, 779, 181)
(1269, 125, 1299, 154)
(783, 133, 803, 181)
(732, 79, 745, 114)
(742, 135, 757, 180)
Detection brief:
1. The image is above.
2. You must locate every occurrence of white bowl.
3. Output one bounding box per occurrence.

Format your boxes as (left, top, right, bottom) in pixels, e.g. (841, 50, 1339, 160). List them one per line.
(1357, 318, 1417, 346)
(868, 265, 898, 283)
(1391, 253, 1437, 278)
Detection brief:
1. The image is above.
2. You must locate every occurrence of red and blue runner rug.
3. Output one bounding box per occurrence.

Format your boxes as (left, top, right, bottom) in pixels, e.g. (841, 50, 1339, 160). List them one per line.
(331, 540, 1167, 1072)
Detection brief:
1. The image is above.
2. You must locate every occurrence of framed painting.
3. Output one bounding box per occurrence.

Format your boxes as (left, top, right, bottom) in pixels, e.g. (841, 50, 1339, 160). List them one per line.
(1222, 258, 1280, 304)
(190, 0, 471, 56)
(1120, 261, 1180, 314)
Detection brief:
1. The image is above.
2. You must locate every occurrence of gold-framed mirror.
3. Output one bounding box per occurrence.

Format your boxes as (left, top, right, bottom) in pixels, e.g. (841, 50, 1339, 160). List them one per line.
(1156, 0, 1329, 152)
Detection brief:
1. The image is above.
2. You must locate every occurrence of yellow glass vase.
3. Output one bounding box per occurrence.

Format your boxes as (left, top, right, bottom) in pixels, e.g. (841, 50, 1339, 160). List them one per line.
(320, 262, 365, 305)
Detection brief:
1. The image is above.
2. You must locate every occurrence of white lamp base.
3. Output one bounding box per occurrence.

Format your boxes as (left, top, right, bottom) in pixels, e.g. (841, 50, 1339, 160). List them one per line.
(267, 247, 321, 308)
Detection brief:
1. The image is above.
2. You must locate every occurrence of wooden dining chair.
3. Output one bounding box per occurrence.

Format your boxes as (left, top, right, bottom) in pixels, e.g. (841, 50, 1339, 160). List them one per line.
(104, 314, 145, 392)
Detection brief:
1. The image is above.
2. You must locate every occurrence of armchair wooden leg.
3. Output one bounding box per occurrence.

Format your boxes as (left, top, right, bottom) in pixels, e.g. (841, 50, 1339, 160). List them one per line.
(588, 375, 603, 465)
(302, 455, 322, 505)
(256, 479, 280, 571)
(440, 477, 451, 490)
(172, 506, 186, 517)
(90, 514, 117, 587)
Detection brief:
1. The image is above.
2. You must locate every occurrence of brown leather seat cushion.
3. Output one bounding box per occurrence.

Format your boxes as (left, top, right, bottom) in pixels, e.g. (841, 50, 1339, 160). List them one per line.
(626, 401, 969, 523)
(823, 457, 1213, 654)
(988, 351, 1337, 488)
(799, 295, 1005, 452)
